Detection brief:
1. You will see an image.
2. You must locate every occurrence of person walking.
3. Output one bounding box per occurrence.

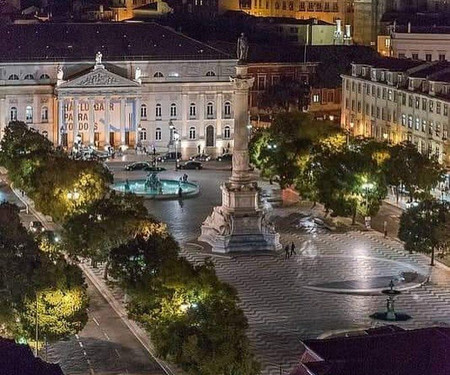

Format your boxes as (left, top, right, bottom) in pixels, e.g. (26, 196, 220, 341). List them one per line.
(290, 241, 297, 256)
(284, 244, 290, 259)
(383, 220, 388, 238)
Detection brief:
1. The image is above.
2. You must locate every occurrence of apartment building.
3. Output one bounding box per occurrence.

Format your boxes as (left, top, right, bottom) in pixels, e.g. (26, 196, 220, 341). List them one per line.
(341, 59, 450, 166)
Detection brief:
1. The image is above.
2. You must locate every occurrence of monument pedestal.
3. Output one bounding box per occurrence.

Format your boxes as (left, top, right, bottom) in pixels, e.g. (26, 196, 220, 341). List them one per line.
(199, 182, 281, 253)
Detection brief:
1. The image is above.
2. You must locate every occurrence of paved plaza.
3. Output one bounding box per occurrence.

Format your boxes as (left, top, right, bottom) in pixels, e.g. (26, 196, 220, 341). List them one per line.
(4, 161, 450, 375)
(120, 162, 450, 375)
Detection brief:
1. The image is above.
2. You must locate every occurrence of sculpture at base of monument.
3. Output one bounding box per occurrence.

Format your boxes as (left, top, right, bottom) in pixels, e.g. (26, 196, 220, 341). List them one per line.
(202, 207, 231, 236)
(261, 211, 276, 234)
(236, 33, 249, 64)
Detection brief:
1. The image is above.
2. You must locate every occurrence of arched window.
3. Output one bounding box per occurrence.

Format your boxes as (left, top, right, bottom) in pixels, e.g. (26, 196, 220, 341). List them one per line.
(8, 74, 19, 80)
(170, 103, 177, 118)
(139, 128, 147, 141)
(206, 71, 216, 76)
(189, 126, 196, 139)
(155, 127, 162, 140)
(25, 106, 33, 123)
(224, 101, 231, 118)
(140, 104, 147, 119)
(42, 130, 48, 138)
(40, 74, 50, 80)
(189, 103, 196, 118)
(41, 106, 48, 122)
(155, 104, 162, 118)
(24, 74, 34, 80)
(153, 72, 164, 78)
(206, 102, 214, 118)
(224, 125, 231, 139)
(10, 107, 17, 121)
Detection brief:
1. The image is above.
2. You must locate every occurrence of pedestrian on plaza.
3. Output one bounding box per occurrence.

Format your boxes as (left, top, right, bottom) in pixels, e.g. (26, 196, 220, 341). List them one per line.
(383, 220, 388, 238)
(284, 244, 290, 259)
(21, 190, 24, 197)
(178, 187, 183, 198)
(290, 241, 297, 256)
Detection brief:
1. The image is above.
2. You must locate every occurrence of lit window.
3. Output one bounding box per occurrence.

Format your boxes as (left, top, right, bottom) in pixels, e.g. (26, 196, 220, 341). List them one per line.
(10, 107, 17, 121)
(189, 103, 196, 118)
(312, 94, 320, 103)
(25, 106, 33, 123)
(141, 104, 147, 118)
(189, 126, 196, 139)
(224, 125, 231, 139)
(170, 103, 177, 118)
(155, 127, 162, 140)
(8, 74, 19, 80)
(153, 72, 164, 78)
(41, 106, 48, 122)
(206, 71, 216, 76)
(156, 104, 162, 118)
(24, 74, 34, 80)
(206, 102, 214, 118)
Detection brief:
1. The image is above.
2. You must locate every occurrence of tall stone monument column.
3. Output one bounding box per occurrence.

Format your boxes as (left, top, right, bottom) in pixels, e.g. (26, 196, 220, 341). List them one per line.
(199, 35, 281, 254)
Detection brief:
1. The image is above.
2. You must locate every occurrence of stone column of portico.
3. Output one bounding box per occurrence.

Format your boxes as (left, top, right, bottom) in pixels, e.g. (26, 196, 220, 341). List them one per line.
(120, 98, 126, 146)
(135, 97, 141, 145)
(73, 98, 79, 146)
(57, 98, 64, 146)
(89, 98, 95, 146)
(229, 66, 253, 187)
(216, 93, 223, 151)
(104, 97, 110, 146)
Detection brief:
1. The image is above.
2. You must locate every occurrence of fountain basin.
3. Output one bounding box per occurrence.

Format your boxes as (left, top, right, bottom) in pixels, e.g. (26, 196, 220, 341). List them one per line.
(112, 179, 199, 199)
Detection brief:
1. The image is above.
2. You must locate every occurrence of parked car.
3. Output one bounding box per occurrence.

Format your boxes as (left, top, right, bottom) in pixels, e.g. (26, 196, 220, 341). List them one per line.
(179, 161, 203, 170)
(157, 152, 182, 162)
(190, 153, 211, 162)
(29, 221, 45, 233)
(216, 153, 232, 162)
(125, 162, 152, 171)
(125, 162, 166, 172)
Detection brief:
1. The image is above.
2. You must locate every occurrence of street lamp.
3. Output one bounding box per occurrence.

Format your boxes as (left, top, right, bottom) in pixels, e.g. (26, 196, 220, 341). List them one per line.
(137, 125, 143, 150)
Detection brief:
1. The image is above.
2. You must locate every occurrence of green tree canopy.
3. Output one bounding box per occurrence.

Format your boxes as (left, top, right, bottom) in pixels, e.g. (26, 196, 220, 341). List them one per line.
(0, 203, 88, 343)
(384, 142, 445, 201)
(398, 199, 449, 265)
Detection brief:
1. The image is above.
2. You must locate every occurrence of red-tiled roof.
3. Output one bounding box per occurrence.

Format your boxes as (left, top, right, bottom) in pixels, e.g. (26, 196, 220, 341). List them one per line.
(295, 326, 450, 375)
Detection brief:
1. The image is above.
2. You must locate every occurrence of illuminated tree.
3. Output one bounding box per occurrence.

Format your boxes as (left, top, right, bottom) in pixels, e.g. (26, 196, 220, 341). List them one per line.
(399, 199, 450, 266)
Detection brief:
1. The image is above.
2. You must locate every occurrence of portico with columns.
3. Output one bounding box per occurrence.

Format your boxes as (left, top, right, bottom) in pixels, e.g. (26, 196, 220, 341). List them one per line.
(56, 59, 141, 150)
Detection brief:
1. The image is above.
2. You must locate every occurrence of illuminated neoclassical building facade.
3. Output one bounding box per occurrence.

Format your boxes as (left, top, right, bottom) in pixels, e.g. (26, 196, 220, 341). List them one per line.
(0, 23, 237, 157)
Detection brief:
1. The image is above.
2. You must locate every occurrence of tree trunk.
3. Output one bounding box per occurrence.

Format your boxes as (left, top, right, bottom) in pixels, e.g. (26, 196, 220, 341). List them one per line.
(396, 185, 399, 203)
(431, 246, 435, 266)
(103, 260, 109, 280)
(352, 208, 356, 225)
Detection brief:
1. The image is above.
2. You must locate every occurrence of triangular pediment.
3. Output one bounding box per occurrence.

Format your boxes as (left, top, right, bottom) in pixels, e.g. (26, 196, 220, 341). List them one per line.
(59, 67, 140, 88)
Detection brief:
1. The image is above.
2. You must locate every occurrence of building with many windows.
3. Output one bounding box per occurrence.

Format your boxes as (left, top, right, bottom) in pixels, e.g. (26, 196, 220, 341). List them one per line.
(386, 25, 450, 62)
(0, 23, 237, 158)
(341, 59, 450, 166)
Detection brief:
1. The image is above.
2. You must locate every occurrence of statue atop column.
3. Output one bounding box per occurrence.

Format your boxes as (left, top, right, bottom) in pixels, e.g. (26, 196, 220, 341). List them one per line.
(236, 33, 249, 64)
(135, 67, 142, 84)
